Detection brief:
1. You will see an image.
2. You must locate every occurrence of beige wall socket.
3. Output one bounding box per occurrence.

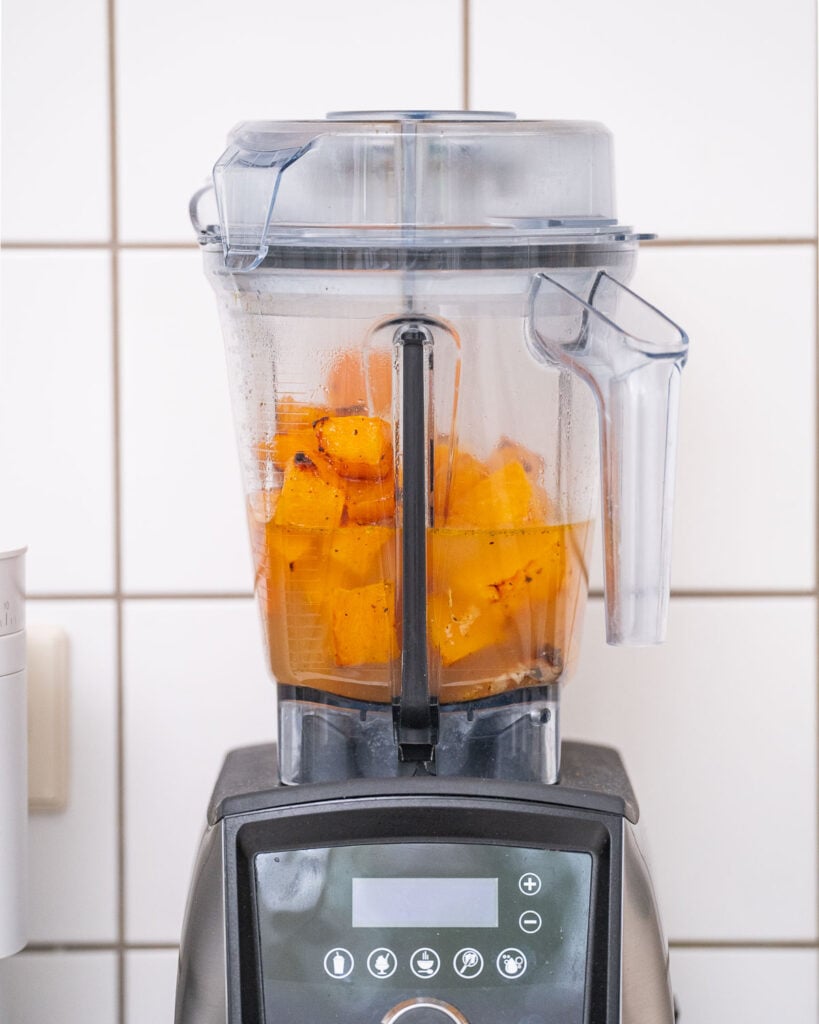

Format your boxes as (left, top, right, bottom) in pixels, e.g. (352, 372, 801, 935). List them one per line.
(27, 624, 70, 812)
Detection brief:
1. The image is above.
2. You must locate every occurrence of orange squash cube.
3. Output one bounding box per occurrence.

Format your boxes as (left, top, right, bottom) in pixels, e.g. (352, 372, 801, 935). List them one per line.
(275, 396, 328, 432)
(431, 524, 569, 614)
(257, 429, 318, 470)
(432, 443, 488, 522)
(428, 592, 506, 667)
(257, 398, 329, 469)
(328, 525, 393, 586)
(343, 474, 396, 524)
(446, 459, 533, 529)
(487, 437, 544, 479)
(327, 349, 392, 415)
(331, 581, 397, 666)
(273, 453, 345, 529)
(315, 415, 393, 480)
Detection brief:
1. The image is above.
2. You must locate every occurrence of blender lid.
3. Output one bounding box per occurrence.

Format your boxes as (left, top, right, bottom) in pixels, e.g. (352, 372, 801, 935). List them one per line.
(191, 111, 648, 271)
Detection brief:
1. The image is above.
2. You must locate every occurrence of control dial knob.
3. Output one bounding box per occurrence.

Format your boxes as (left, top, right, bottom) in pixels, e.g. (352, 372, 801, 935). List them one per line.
(381, 997, 469, 1023)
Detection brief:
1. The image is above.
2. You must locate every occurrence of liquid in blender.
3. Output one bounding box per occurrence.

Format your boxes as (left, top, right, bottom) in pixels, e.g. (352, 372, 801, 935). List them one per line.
(247, 352, 591, 705)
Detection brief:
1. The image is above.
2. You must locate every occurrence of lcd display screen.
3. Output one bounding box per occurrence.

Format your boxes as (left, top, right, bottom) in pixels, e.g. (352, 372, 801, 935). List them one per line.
(352, 877, 498, 928)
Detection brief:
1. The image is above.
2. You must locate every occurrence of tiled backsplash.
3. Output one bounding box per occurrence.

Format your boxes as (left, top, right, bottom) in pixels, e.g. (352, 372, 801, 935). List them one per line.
(1, 1, 817, 1021)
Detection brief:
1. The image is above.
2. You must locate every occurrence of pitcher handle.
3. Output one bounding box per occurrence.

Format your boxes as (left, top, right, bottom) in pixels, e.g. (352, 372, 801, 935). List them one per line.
(529, 271, 688, 645)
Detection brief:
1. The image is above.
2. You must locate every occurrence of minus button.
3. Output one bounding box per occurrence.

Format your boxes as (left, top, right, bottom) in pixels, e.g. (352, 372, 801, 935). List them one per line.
(519, 911, 542, 934)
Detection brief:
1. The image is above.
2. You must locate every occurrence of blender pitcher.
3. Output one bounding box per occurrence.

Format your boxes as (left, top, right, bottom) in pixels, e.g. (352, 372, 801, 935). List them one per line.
(191, 112, 687, 786)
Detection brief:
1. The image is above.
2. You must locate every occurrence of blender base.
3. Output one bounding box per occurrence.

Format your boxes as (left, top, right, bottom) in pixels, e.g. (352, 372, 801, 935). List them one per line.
(176, 741, 675, 1024)
(277, 684, 560, 785)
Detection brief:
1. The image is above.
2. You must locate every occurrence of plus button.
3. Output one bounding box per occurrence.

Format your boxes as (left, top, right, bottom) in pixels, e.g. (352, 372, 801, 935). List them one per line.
(518, 872, 542, 896)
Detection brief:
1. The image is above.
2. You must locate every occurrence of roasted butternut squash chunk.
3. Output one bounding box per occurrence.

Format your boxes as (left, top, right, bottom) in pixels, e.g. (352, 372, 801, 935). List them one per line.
(327, 349, 392, 414)
(328, 525, 393, 586)
(487, 437, 544, 478)
(488, 438, 557, 521)
(315, 415, 393, 480)
(446, 459, 533, 528)
(432, 443, 488, 522)
(257, 399, 329, 469)
(275, 397, 329, 432)
(343, 474, 396, 524)
(273, 453, 345, 529)
(428, 592, 506, 667)
(331, 581, 397, 666)
(431, 524, 570, 617)
(259, 429, 318, 470)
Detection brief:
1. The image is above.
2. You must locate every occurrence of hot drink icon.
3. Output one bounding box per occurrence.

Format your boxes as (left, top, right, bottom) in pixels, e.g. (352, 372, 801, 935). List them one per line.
(410, 947, 440, 979)
(497, 948, 527, 979)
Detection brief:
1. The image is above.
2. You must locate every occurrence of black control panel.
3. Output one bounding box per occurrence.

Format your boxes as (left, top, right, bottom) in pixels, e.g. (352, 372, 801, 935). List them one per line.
(226, 791, 621, 1023)
(255, 841, 591, 1020)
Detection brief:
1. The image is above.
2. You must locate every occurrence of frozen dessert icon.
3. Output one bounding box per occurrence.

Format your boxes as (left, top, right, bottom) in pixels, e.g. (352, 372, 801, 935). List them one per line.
(410, 947, 441, 979)
(367, 947, 398, 979)
(453, 947, 484, 979)
(323, 947, 354, 979)
(497, 948, 527, 979)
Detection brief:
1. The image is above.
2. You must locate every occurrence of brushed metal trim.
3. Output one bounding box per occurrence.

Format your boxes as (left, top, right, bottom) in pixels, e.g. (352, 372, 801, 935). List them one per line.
(175, 822, 227, 1024)
(621, 822, 675, 1022)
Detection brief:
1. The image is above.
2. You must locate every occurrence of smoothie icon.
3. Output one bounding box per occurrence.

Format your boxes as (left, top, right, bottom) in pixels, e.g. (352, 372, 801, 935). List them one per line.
(323, 948, 353, 979)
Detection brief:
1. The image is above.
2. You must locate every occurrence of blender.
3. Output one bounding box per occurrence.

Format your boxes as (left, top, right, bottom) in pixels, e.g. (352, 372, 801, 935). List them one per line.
(177, 112, 687, 1024)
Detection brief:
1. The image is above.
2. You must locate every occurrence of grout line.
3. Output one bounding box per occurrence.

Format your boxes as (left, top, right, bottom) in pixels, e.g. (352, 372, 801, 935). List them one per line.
(668, 939, 819, 951)
(28, 589, 818, 602)
(1, 240, 114, 250)
(644, 236, 816, 248)
(3, 238, 817, 253)
(461, 0, 470, 110)
(0, 240, 197, 250)
(26, 591, 254, 601)
(23, 942, 180, 954)
(589, 588, 817, 600)
(814, 42, 819, 953)
(104, 0, 127, 1021)
(27, 589, 818, 602)
(118, 591, 254, 601)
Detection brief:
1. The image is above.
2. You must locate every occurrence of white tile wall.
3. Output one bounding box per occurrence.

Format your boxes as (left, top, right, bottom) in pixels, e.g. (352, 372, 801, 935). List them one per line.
(0, 952, 118, 1024)
(25, 601, 118, 942)
(589, 244, 817, 592)
(0, 0, 110, 240)
(670, 948, 819, 1023)
(125, 950, 178, 1024)
(564, 598, 818, 940)
(116, 0, 464, 241)
(123, 600, 271, 941)
(641, 245, 816, 591)
(0, 252, 115, 593)
(119, 251, 251, 593)
(471, 0, 817, 239)
(1, 0, 816, 1020)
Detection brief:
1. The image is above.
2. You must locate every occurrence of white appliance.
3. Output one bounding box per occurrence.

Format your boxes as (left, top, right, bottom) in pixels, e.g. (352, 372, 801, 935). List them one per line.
(0, 547, 27, 958)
